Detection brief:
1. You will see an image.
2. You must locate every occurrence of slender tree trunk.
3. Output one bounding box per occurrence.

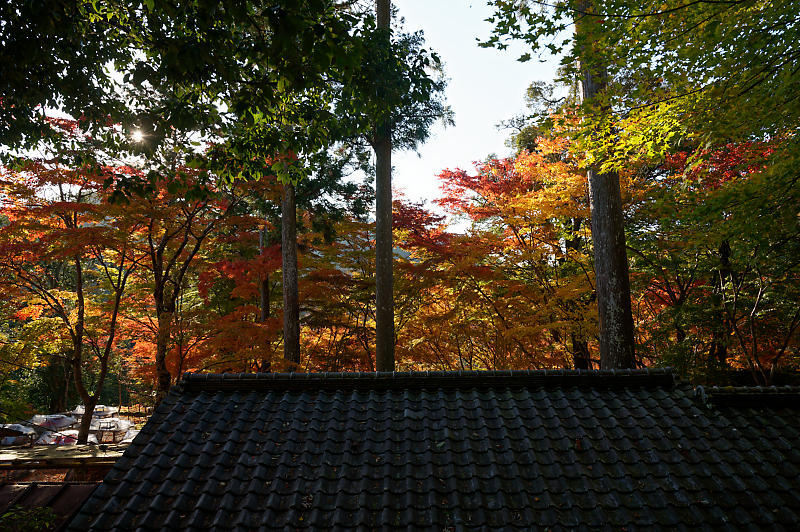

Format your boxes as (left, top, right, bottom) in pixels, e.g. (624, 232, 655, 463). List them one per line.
(571, 333, 591, 370)
(72, 255, 95, 444)
(282, 183, 301, 365)
(259, 273, 270, 322)
(259, 227, 271, 372)
(259, 266, 271, 371)
(709, 240, 731, 367)
(577, 4, 636, 369)
(70, 358, 89, 443)
(375, 0, 395, 372)
(565, 218, 593, 370)
(259, 227, 270, 324)
(62, 360, 72, 413)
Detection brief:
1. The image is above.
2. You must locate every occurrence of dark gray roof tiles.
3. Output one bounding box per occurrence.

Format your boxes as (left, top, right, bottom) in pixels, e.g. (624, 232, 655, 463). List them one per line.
(68, 369, 800, 530)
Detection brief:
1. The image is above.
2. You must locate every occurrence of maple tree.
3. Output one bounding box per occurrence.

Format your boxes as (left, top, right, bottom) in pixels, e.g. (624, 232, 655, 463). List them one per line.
(3, 1, 449, 385)
(388, 117, 798, 379)
(0, 154, 141, 442)
(300, 218, 379, 371)
(627, 139, 800, 383)
(486, 2, 638, 367)
(115, 167, 243, 401)
(419, 138, 598, 370)
(3, 126, 797, 407)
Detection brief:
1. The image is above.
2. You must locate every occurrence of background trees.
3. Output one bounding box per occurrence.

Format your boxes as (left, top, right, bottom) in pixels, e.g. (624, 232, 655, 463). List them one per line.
(484, 0, 799, 369)
(2, 121, 798, 418)
(1, 1, 798, 424)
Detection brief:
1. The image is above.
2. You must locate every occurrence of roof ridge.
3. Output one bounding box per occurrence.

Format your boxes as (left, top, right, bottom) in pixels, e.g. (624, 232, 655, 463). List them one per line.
(695, 384, 800, 407)
(705, 385, 800, 392)
(180, 368, 675, 392)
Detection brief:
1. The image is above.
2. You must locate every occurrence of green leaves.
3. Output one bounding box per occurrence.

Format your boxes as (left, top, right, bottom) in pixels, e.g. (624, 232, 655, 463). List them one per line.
(486, 0, 800, 173)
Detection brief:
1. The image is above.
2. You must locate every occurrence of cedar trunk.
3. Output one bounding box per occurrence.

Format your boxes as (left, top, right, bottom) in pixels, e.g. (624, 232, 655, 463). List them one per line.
(578, 4, 636, 369)
(375, 0, 395, 372)
(282, 184, 301, 365)
(155, 311, 173, 401)
(585, 165, 636, 369)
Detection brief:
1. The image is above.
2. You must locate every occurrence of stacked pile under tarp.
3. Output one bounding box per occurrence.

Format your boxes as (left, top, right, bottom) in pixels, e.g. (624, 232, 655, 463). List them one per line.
(71, 404, 118, 421)
(1, 414, 78, 446)
(90, 418, 134, 443)
(71, 405, 137, 443)
(1, 406, 138, 446)
(0, 424, 36, 446)
(30, 414, 81, 445)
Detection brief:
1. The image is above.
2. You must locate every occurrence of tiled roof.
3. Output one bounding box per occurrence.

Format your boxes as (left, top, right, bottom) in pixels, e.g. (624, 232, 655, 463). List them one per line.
(0, 482, 98, 530)
(69, 369, 800, 530)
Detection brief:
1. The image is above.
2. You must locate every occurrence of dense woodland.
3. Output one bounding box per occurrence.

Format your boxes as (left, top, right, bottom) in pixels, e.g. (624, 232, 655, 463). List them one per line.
(1, 1, 798, 439)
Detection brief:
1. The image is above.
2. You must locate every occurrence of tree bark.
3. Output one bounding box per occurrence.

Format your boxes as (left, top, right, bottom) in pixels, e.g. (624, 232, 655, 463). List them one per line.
(259, 226, 272, 372)
(709, 239, 731, 367)
(259, 232, 271, 371)
(259, 227, 270, 324)
(577, 4, 636, 369)
(584, 137, 636, 370)
(375, 0, 395, 372)
(282, 183, 301, 366)
(154, 310, 173, 401)
(76, 395, 97, 445)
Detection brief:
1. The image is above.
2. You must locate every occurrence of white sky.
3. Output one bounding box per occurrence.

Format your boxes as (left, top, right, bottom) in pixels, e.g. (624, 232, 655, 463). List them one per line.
(391, 1, 560, 208)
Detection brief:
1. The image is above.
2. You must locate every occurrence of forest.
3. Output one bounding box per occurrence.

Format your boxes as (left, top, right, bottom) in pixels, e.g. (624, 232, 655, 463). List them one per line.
(1, 0, 798, 443)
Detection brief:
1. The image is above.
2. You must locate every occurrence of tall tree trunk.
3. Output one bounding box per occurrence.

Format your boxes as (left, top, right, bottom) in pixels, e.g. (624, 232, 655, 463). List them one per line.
(282, 183, 301, 365)
(375, 0, 394, 372)
(154, 310, 174, 402)
(577, 3, 636, 369)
